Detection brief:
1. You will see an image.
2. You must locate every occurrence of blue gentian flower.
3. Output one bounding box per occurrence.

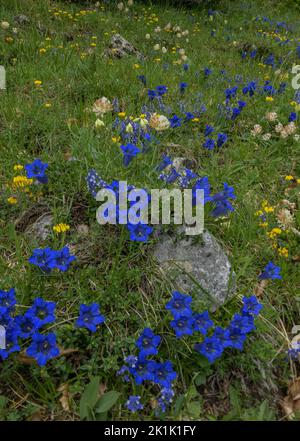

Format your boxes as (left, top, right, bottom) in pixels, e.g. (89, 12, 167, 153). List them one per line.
(184, 112, 195, 121)
(212, 326, 232, 348)
(170, 315, 195, 338)
(259, 262, 282, 280)
(230, 313, 255, 334)
(156, 85, 168, 96)
(76, 303, 105, 333)
(0, 288, 16, 313)
(203, 138, 215, 150)
(28, 247, 56, 272)
(243, 80, 257, 96)
(241, 296, 263, 316)
(120, 143, 140, 167)
(225, 86, 238, 100)
(211, 199, 234, 217)
(156, 154, 172, 172)
(194, 337, 223, 363)
(165, 291, 193, 319)
(227, 328, 247, 351)
(15, 312, 41, 338)
(204, 125, 214, 136)
(25, 159, 49, 184)
(149, 360, 177, 388)
(126, 395, 143, 413)
(0, 323, 21, 360)
(179, 82, 188, 93)
(193, 311, 214, 335)
(289, 112, 297, 122)
(129, 358, 154, 385)
(217, 133, 228, 147)
(148, 89, 157, 100)
(192, 176, 212, 204)
(136, 328, 161, 359)
(183, 63, 189, 71)
(231, 107, 241, 120)
(169, 115, 182, 128)
(28, 298, 56, 326)
(127, 223, 153, 242)
(26, 332, 59, 366)
(49, 246, 76, 272)
(157, 387, 175, 414)
(204, 67, 212, 76)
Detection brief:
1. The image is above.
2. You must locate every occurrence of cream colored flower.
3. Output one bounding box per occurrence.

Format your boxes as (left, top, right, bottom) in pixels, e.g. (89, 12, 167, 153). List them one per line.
(117, 2, 124, 10)
(262, 133, 272, 141)
(162, 46, 167, 54)
(265, 112, 278, 121)
(275, 123, 284, 133)
(145, 33, 150, 39)
(149, 113, 170, 131)
(95, 118, 105, 129)
(285, 122, 297, 135)
(280, 129, 289, 139)
(251, 124, 262, 136)
(153, 43, 160, 51)
(1, 21, 9, 30)
(92, 97, 113, 116)
(154, 26, 161, 33)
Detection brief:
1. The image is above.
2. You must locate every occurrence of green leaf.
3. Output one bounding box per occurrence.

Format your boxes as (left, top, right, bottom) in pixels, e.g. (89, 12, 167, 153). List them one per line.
(79, 377, 100, 420)
(95, 391, 120, 414)
(173, 394, 185, 418)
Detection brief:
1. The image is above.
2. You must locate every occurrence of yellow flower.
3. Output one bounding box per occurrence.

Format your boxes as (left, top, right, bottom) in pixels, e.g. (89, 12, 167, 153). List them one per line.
(118, 112, 126, 118)
(259, 222, 268, 228)
(7, 197, 17, 205)
(266, 96, 274, 102)
(53, 223, 70, 234)
(13, 164, 23, 171)
(267, 228, 282, 239)
(297, 179, 300, 184)
(133, 64, 140, 69)
(277, 247, 288, 258)
(12, 175, 33, 190)
(39, 48, 46, 54)
(285, 175, 294, 181)
(111, 136, 121, 143)
(34, 80, 42, 86)
(191, 117, 200, 122)
(44, 102, 52, 108)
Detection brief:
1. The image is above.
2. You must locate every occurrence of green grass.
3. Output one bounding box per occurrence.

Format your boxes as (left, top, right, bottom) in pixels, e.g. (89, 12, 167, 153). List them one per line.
(0, 0, 299, 421)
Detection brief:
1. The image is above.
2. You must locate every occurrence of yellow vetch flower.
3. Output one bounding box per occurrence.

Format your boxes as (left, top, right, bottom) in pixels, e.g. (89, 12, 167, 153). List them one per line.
(12, 175, 33, 190)
(111, 136, 121, 143)
(13, 164, 23, 171)
(53, 223, 70, 234)
(266, 96, 274, 102)
(259, 222, 268, 228)
(285, 175, 294, 181)
(39, 48, 46, 54)
(34, 80, 42, 86)
(267, 228, 282, 239)
(277, 247, 288, 258)
(44, 103, 52, 108)
(7, 197, 17, 204)
(118, 112, 126, 118)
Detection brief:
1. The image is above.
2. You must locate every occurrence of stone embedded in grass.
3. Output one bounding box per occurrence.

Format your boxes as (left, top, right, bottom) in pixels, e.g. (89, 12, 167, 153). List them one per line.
(14, 15, 30, 26)
(105, 34, 144, 59)
(153, 229, 236, 307)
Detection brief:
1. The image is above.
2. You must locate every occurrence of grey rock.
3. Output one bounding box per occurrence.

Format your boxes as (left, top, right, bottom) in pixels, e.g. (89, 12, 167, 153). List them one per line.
(14, 15, 30, 25)
(153, 229, 236, 306)
(105, 34, 144, 59)
(25, 213, 53, 241)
